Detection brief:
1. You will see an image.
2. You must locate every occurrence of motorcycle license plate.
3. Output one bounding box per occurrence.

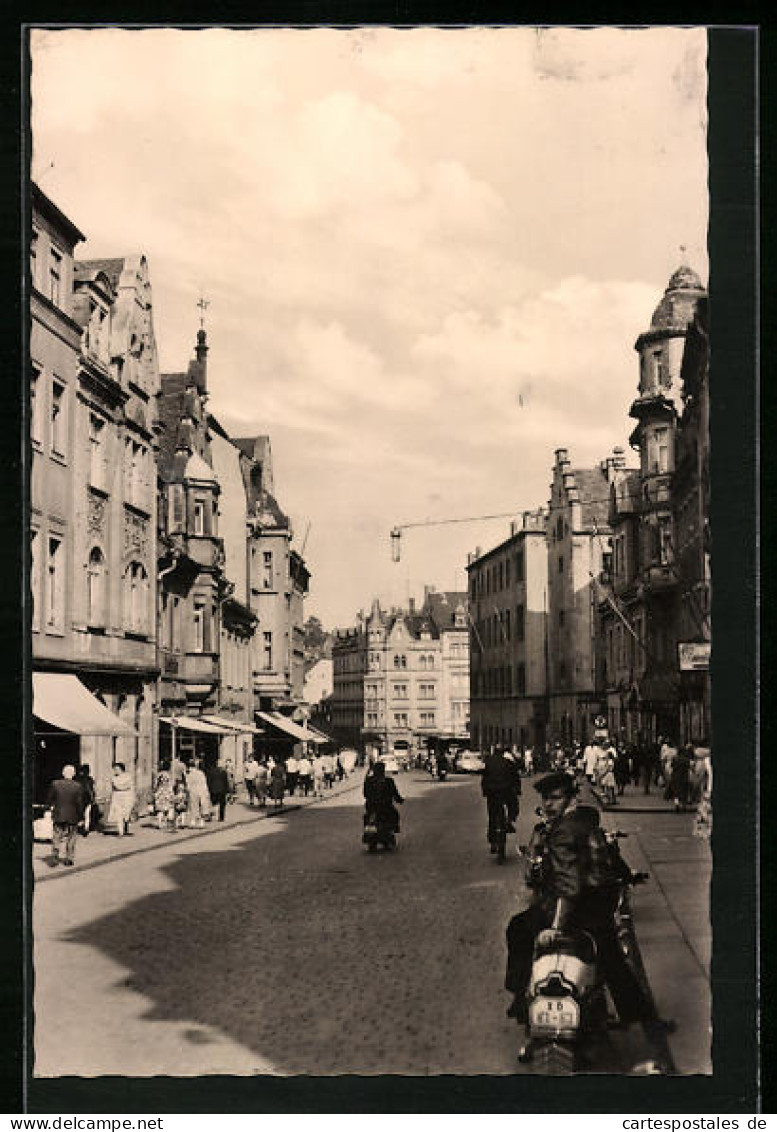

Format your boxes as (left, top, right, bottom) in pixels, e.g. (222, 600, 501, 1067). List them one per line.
(530, 997, 580, 1030)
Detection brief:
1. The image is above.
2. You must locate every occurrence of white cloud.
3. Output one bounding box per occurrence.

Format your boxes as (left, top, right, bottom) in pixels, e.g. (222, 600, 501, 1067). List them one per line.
(30, 26, 709, 626)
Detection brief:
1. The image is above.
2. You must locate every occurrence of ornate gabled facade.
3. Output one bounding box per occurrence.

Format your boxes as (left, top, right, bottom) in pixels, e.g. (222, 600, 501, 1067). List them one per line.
(157, 330, 228, 766)
(673, 298, 710, 744)
(628, 265, 706, 742)
(235, 435, 309, 717)
(30, 182, 162, 807)
(345, 588, 469, 762)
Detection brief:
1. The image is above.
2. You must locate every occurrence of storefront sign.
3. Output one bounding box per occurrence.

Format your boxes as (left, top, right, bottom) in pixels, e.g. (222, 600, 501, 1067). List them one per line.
(678, 642, 711, 671)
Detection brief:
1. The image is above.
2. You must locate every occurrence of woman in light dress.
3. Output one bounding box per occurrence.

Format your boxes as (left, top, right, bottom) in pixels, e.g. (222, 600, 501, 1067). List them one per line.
(108, 762, 136, 836)
(186, 759, 212, 828)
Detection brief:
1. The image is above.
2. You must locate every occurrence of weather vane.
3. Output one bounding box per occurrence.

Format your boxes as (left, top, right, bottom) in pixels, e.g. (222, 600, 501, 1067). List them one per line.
(197, 296, 210, 328)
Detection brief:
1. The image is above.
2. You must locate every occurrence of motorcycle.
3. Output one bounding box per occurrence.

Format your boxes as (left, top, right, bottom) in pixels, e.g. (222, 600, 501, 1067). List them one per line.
(517, 824, 662, 1074)
(362, 811, 397, 852)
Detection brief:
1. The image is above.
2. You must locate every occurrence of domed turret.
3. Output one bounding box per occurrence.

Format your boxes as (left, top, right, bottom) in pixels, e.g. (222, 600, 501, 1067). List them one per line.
(649, 264, 706, 331)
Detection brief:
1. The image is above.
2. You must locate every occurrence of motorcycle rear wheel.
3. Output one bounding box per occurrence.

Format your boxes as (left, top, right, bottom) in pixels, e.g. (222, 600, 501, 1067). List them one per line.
(534, 1041, 576, 1076)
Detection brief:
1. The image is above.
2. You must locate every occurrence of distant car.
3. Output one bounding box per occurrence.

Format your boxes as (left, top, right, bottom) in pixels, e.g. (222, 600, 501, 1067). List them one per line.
(456, 750, 485, 774)
(382, 754, 401, 774)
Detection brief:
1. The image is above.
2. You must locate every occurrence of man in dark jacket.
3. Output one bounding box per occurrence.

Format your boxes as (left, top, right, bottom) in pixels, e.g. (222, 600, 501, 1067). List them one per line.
(363, 761, 404, 832)
(481, 746, 521, 848)
(505, 771, 655, 1029)
(205, 762, 230, 822)
(46, 764, 85, 867)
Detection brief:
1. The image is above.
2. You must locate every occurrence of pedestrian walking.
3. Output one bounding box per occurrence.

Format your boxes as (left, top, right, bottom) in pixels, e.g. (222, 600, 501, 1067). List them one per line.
(45, 764, 85, 867)
(312, 753, 326, 797)
(660, 737, 678, 792)
(322, 752, 336, 789)
(173, 776, 189, 830)
(106, 762, 136, 837)
(297, 753, 313, 796)
(692, 745, 712, 840)
(614, 744, 631, 797)
(223, 757, 237, 803)
(270, 760, 286, 808)
(206, 761, 230, 822)
(154, 769, 176, 832)
(186, 759, 211, 827)
(243, 754, 260, 806)
(75, 763, 97, 836)
(669, 744, 692, 811)
(285, 753, 299, 797)
(255, 759, 269, 807)
(641, 740, 659, 795)
(336, 752, 346, 781)
(170, 752, 187, 788)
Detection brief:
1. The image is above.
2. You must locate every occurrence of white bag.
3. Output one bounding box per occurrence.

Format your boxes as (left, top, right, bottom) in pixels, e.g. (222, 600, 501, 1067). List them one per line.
(33, 809, 54, 842)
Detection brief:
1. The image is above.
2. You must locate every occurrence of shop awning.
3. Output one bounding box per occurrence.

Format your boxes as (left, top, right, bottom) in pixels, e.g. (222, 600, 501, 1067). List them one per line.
(255, 711, 326, 744)
(33, 673, 136, 736)
(201, 714, 262, 735)
(159, 715, 233, 734)
(305, 725, 335, 744)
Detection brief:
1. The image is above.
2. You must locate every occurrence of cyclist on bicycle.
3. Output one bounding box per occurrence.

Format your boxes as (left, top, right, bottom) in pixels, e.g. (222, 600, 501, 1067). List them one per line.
(481, 745, 521, 853)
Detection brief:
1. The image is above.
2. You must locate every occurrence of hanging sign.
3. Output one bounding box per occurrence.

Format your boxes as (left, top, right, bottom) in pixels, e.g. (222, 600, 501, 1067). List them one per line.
(678, 642, 711, 671)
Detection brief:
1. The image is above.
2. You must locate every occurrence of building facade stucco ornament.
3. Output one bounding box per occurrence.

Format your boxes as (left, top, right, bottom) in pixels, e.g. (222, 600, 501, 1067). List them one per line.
(123, 509, 149, 560)
(87, 493, 107, 535)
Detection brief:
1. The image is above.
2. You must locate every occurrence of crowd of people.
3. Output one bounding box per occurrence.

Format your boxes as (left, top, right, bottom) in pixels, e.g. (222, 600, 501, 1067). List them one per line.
(151, 749, 354, 830)
(40, 746, 357, 864)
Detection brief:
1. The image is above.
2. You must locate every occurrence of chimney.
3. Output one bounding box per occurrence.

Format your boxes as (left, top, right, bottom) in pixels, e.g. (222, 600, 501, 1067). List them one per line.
(408, 596, 416, 614)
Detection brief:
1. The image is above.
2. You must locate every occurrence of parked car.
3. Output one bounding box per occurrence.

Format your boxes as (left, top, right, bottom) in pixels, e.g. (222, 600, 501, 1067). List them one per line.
(456, 750, 485, 774)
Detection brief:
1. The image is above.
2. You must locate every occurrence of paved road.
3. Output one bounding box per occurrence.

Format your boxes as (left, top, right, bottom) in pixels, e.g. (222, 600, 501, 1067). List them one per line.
(33, 770, 709, 1077)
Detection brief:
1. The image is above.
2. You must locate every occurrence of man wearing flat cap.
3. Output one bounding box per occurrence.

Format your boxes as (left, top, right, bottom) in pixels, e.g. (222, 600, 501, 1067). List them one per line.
(505, 770, 656, 1029)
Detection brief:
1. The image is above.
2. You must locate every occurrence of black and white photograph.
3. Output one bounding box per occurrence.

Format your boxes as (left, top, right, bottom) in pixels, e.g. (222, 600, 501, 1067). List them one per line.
(26, 24, 729, 1086)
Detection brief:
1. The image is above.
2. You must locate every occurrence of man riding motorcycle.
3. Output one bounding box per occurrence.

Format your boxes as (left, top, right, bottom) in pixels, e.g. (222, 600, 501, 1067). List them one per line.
(481, 745, 522, 848)
(504, 771, 660, 1046)
(363, 760, 404, 834)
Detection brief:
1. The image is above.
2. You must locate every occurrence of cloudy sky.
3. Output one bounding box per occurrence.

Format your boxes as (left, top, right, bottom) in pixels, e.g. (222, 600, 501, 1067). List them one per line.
(30, 26, 708, 628)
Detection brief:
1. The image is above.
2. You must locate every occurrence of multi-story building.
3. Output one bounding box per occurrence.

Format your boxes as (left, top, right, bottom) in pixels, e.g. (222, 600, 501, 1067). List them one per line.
(228, 435, 311, 755)
(207, 414, 259, 775)
(673, 297, 710, 744)
(30, 183, 160, 807)
(424, 590, 470, 745)
(595, 461, 645, 740)
(156, 329, 233, 767)
(331, 627, 366, 752)
(596, 264, 707, 744)
(629, 264, 707, 742)
(345, 589, 469, 762)
(546, 449, 621, 745)
(467, 510, 548, 753)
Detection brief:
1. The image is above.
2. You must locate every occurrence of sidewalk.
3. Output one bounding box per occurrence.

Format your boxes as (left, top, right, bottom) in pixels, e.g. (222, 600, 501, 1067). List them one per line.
(33, 773, 363, 885)
(585, 779, 712, 1073)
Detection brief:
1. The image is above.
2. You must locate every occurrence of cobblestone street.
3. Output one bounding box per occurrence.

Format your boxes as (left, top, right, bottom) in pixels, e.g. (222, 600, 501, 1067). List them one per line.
(34, 771, 710, 1077)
